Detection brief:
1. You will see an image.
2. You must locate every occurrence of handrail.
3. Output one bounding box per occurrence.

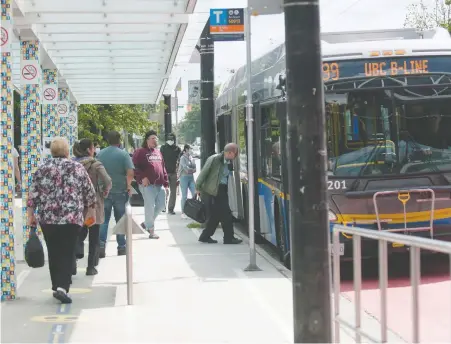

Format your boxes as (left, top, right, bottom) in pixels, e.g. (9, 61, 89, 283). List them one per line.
(125, 202, 134, 305)
(332, 224, 451, 343)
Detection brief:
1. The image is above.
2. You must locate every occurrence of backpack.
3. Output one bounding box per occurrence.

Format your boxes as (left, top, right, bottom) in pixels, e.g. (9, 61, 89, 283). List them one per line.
(80, 159, 99, 227)
(81, 159, 101, 193)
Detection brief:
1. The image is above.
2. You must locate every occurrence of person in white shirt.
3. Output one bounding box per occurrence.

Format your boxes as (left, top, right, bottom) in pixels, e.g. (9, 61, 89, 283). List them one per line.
(12, 147, 21, 191)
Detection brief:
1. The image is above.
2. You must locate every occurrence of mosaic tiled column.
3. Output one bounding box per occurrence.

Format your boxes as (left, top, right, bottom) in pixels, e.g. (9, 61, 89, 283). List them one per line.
(20, 40, 41, 250)
(68, 102, 78, 156)
(0, 0, 16, 301)
(41, 69, 58, 161)
(58, 88, 70, 143)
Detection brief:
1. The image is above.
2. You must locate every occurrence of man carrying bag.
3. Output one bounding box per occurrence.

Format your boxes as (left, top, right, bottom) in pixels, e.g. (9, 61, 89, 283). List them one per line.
(195, 143, 242, 245)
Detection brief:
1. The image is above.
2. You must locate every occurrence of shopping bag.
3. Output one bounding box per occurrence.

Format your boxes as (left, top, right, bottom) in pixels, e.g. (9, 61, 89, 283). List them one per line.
(183, 196, 206, 223)
(25, 227, 45, 268)
(83, 206, 96, 227)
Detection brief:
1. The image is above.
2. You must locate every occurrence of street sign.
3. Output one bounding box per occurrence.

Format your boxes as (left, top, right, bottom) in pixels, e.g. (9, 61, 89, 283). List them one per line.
(209, 8, 244, 42)
(188, 80, 201, 105)
(248, 0, 283, 15)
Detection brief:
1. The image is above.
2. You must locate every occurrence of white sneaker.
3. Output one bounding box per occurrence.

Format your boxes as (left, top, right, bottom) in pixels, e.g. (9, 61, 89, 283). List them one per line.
(181, 214, 188, 219)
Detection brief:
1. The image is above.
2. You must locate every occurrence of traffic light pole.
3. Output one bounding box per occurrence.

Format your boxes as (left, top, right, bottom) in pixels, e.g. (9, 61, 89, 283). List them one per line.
(163, 94, 172, 137)
(283, 0, 332, 342)
(198, 21, 216, 168)
(243, 7, 260, 272)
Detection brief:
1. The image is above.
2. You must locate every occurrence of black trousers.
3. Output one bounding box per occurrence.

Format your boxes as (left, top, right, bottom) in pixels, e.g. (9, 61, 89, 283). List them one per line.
(41, 223, 80, 293)
(76, 224, 100, 268)
(200, 184, 235, 241)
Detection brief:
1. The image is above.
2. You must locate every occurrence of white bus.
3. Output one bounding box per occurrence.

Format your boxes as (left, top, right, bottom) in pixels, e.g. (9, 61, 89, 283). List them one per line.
(216, 28, 451, 266)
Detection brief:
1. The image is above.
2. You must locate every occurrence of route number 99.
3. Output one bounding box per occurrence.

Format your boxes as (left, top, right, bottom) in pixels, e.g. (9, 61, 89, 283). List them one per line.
(327, 180, 346, 190)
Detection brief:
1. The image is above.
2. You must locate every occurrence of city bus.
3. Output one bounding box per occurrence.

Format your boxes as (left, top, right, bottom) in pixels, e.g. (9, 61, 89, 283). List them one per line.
(215, 28, 451, 266)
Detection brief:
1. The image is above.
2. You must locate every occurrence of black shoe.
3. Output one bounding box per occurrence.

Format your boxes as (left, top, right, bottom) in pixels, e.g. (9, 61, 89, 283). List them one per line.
(224, 238, 243, 245)
(168, 210, 176, 215)
(162, 209, 166, 213)
(86, 267, 98, 276)
(53, 289, 72, 304)
(141, 222, 146, 230)
(99, 247, 106, 259)
(118, 247, 126, 256)
(199, 237, 218, 244)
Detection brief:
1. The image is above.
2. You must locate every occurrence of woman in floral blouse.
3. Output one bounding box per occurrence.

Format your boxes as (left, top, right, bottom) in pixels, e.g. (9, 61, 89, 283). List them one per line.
(27, 137, 96, 304)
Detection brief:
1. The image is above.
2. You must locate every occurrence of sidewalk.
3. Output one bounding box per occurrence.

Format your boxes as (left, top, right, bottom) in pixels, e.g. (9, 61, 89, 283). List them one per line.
(2, 203, 405, 343)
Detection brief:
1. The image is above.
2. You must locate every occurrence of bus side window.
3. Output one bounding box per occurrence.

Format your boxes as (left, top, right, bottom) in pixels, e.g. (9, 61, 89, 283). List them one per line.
(260, 105, 281, 179)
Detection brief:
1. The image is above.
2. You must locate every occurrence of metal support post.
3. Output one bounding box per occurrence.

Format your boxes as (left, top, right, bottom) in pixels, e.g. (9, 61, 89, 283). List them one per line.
(199, 20, 215, 167)
(243, 7, 260, 272)
(125, 203, 134, 305)
(0, 0, 17, 301)
(283, 0, 332, 342)
(163, 94, 172, 136)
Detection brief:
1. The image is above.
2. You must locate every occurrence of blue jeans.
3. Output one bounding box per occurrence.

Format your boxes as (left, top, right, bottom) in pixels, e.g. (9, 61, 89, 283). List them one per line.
(180, 175, 196, 213)
(100, 192, 128, 249)
(139, 184, 166, 231)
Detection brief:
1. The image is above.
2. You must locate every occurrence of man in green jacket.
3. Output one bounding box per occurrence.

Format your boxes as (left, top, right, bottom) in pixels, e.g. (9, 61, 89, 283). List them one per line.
(196, 143, 242, 244)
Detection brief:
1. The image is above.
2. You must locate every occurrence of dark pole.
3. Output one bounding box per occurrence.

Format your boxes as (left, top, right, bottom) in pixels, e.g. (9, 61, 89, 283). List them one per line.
(163, 94, 172, 137)
(198, 20, 215, 167)
(284, 0, 332, 342)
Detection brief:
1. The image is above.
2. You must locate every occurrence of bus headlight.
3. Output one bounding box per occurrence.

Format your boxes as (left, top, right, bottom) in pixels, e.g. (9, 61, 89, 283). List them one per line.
(328, 210, 337, 221)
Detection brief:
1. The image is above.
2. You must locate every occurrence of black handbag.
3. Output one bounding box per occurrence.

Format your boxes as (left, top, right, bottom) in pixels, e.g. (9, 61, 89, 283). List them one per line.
(183, 195, 206, 223)
(25, 226, 45, 268)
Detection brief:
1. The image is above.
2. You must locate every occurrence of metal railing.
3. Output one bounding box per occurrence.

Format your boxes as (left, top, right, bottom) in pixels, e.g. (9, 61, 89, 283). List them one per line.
(125, 202, 134, 305)
(332, 224, 451, 343)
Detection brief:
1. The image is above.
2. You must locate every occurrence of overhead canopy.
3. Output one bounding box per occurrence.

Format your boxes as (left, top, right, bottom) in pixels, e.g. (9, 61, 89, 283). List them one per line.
(11, 0, 210, 104)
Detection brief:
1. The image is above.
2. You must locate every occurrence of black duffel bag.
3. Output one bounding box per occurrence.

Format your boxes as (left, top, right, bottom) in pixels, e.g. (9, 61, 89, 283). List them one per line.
(25, 226, 45, 268)
(183, 195, 206, 223)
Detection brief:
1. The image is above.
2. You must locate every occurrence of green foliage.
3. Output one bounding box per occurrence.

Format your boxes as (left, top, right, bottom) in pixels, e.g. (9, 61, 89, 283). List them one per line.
(78, 104, 153, 146)
(405, 0, 451, 31)
(176, 104, 201, 144)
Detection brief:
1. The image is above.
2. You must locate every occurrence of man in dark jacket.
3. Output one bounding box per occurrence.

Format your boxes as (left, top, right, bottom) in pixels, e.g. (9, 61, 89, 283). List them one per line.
(196, 143, 242, 244)
(160, 132, 181, 215)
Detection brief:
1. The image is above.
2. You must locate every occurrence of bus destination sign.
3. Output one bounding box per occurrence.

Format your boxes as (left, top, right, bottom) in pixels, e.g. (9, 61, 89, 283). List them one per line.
(322, 56, 451, 82)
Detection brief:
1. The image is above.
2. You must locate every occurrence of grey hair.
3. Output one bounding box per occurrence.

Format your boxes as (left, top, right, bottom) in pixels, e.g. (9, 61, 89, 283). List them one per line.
(224, 142, 239, 153)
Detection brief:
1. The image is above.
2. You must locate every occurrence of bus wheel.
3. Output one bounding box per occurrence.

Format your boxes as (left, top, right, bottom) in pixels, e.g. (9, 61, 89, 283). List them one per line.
(275, 202, 287, 266)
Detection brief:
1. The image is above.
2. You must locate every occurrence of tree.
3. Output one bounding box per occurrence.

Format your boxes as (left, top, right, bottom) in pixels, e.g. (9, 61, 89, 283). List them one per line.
(78, 104, 154, 146)
(176, 104, 201, 144)
(405, 0, 451, 31)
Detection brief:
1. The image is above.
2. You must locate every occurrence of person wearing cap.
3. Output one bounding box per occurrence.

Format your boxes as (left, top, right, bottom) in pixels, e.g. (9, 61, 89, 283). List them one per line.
(132, 130, 168, 239)
(160, 132, 181, 215)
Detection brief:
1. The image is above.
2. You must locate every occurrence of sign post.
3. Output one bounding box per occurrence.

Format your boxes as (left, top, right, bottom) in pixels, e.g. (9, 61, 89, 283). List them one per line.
(210, 7, 260, 272)
(283, 0, 332, 342)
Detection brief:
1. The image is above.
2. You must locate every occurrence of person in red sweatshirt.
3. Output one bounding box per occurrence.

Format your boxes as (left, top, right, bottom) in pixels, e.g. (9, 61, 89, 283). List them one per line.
(132, 130, 168, 239)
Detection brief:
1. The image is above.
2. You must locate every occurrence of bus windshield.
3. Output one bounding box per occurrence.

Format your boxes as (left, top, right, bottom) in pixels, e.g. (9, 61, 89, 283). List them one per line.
(326, 88, 451, 177)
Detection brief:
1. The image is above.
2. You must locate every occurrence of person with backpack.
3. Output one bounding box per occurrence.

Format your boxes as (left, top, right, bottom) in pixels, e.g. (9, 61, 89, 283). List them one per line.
(178, 144, 197, 219)
(73, 139, 112, 275)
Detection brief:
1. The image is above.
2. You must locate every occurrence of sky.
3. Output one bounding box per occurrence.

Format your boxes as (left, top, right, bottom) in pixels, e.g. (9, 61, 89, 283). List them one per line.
(172, 0, 435, 123)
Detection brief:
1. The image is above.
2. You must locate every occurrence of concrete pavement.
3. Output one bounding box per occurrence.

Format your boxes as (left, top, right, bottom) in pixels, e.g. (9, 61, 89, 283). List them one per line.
(2, 200, 405, 343)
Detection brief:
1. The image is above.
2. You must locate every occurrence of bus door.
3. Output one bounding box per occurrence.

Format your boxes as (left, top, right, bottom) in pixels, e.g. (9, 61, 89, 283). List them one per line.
(276, 101, 289, 244)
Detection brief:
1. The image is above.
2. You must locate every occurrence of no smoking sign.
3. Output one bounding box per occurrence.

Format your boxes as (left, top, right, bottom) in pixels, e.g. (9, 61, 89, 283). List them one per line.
(1, 27, 8, 47)
(58, 104, 68, 117)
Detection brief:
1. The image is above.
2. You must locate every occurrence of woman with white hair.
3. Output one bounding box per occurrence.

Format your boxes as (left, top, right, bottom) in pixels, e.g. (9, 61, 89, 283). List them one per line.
(27, 137, 96, 304)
